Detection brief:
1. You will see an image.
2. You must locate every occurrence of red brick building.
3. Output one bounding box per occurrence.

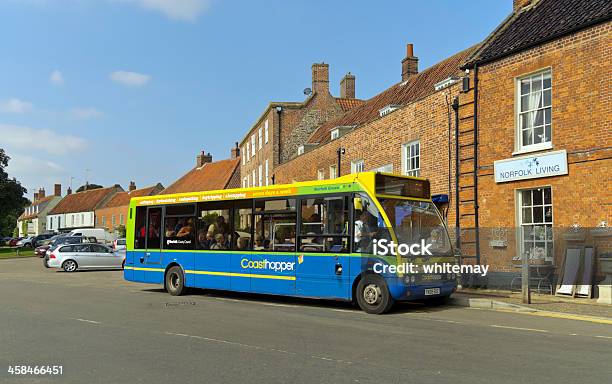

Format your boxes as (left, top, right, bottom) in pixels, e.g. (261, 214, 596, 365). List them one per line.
(239, 63, 363, 189)
(95, 182, 164, 233)
(454, 0, 611, 286)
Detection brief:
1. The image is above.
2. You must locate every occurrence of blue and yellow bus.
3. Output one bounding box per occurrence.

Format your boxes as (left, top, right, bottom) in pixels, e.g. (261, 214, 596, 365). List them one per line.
(124, 172, 456, 314)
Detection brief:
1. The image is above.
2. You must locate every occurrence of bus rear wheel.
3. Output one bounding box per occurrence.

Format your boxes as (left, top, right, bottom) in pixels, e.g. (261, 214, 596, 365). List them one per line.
(165, 266, 187, 296)
(356, 275, 394, 314)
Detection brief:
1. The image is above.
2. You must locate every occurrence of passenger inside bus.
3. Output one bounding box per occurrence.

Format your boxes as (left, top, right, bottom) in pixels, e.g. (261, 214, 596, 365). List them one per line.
(211, 233, 227, 250)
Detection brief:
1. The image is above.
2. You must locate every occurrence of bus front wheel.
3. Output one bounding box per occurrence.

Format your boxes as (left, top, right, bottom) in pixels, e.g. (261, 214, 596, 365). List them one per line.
(356, 275, 394, 314)
(165, 266, 187, 296)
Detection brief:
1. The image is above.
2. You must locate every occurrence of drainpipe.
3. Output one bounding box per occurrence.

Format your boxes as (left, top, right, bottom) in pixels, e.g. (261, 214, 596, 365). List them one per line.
(276, 106, 282, 165)
(452, 96, 460, 251)
(473, 64, 480, 266)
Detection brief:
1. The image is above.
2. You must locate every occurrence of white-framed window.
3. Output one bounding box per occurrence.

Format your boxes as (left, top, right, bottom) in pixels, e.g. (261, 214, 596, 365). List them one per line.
(252, 169, 256, 187)
(371, 164, 393, 173)
(329, 165, 337, 179)
(120, 214, 124, 225)
(101, 216, 106, 226)
(518, 187, 553, 262)
(265, 159, 269, 186)
(264, 119, 269, 143)
(111, 215, 116, 226)
(317, 169, 325, 180)
(258, 128, 262, 149)
(258, 164, 262, 186)
(243, 177, 247, 188)
(297, 145, 305, 156)
(251, 134, 256, 156)
(241, 146, 245, 164)
(331, 129, 339, 140)
(402, 140, 420, 176)
(245, 143, 250, 162)
(351, 159, 365, 173)
(517, 70, 552, 151)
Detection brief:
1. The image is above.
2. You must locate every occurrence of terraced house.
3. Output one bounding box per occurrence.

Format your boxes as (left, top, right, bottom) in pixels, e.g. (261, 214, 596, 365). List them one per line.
(239, 63, 363, 189)
(46, 184, 123, 232)
(16, 185, 63, 236)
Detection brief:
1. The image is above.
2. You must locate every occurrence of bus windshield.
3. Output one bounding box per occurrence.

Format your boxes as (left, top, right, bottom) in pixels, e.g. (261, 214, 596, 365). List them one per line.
(378, 198, 452, 256)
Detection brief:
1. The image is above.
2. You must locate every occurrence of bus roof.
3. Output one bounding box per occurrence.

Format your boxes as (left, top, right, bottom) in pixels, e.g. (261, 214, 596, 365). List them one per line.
(130, 172, 426, 207)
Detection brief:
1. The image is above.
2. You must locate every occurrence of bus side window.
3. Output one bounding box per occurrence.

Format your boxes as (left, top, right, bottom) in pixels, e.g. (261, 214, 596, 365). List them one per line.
(232, 199, 253, 251)
(353, 194, 390, 254)
(134, 206, 147, 249)
(163, 205, 195, 250)
(254, 198, 296, 252)
(197, 201, 232, 251)
(299, 196, 350, 253)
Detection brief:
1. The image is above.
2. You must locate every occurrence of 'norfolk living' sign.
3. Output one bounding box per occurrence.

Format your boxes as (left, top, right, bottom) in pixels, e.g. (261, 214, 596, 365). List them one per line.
(494, 150, 568, 183)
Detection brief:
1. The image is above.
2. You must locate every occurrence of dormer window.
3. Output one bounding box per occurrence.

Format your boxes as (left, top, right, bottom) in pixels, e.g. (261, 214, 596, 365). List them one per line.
(297, 145, 305, 156)
(379, 104, 401, 117)
(331, 129, 340, 140)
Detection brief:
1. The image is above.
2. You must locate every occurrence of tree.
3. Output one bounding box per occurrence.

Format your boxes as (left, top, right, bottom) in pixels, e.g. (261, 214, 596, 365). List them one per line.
(76, 183, 103, 193)
(0, 149, 30, 237)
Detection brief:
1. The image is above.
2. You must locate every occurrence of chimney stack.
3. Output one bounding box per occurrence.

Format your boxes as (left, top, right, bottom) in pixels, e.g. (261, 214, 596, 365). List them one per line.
(513, 0, 532, 12)
(401, 43, 418, 81)
(312, 63, 329, 94)
(34, 192, 39, 201)
(196, 150, 213, 167)
(340, 72, 356, 99)
(129, 181, 136, 192)
(54, 183, 61, 197)
(231, 142, 240, 159)
(38, 188, 45, 199)
(67, 187, 72, 195)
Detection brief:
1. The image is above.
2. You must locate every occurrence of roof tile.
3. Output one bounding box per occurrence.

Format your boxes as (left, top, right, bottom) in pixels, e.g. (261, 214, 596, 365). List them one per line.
(49, 186, 122, 215)
(161, 157, 240, 194)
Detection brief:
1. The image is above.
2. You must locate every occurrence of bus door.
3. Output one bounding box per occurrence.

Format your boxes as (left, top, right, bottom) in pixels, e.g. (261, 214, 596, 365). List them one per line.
(248, 198, 297, 296)
(295, 195, 351, 299)
(142, 207, 163, 283)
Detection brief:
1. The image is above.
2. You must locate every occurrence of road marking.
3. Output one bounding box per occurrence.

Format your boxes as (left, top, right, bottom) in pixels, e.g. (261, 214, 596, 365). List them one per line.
(525, 311, 612, 325)
(73, 318, 101, 325)
(595, 335, 612, 340)
(489, 325, 549, 333)
(164, 332, 353, 364)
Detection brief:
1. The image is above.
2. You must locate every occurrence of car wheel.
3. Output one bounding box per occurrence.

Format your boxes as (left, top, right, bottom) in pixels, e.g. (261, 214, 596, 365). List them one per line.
(121, 260, 125, 270)
(43, 259, 50, 268)
(165, 266, 187, 296)
(356, 274, 394, 314)
(62, 260, 78, 272)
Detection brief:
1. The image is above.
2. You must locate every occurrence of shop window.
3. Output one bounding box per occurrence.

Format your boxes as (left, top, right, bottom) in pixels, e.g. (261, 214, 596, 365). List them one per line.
(402, 140, 420, 177)
(299, 196, 350, 253)
(254, 199, 296, 252)
(518, 187, 553, 262)
(518, 70, 552, 151)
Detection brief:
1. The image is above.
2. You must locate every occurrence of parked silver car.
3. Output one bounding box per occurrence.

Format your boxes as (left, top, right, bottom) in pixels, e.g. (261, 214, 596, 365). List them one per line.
(47, 243, 125, 272)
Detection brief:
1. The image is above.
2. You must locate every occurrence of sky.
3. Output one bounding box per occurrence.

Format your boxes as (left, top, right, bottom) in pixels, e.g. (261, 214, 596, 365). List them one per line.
(0, 0, 511, 199)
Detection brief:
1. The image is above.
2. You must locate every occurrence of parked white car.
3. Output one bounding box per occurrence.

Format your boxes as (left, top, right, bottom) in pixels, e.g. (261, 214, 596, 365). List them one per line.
(16, 236, 35, 248)
(47, 243, 125, 272)
(68, 228, 115, 244)
(113, 238, 126, 251)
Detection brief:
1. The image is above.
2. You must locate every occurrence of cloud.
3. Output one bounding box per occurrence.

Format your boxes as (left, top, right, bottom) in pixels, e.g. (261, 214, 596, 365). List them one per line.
(0, 98, 33, 114)
(109, 70, 151, 87)
(69, 107, 104, 120)
(0, 124, 87, 156)
(5, 153, 67, 194)
(50, 70, 64, 85)
(117, 0, 211, 22)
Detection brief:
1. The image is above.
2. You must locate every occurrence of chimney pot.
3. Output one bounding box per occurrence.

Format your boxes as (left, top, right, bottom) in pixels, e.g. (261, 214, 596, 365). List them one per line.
(129, 181, 136, 192)
(34, 192, 39, 201)
(340, 72, 356, 99)
(54, 183, 61, 197)
(67, 187, 72, 195)
(401, 43, 418, 81)
(38, 188, 45, 199)
(312, 63, 330, 94)
(231, 142, 240, 159)
(196, 150, 213, 167)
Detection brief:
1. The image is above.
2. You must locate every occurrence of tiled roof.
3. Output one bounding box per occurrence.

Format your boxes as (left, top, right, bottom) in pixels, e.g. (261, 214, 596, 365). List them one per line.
(161, 157, 241, 195)
(308, 45, 478, 146)
(48, 186, 122, 215)
(17, 195, 60, 221)
(466, 0, 612, 66)
(335, 98, 365, 112)
(100, 184, 164, 208)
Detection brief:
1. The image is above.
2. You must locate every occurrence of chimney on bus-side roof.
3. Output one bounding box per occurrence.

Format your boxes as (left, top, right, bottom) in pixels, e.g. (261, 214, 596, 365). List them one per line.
(38, 188, 45, 199)
(401, 43, 418, 82)
(231, 142, 240, 159)
(34, 192, 39, 201)
(54, 183, 61, 197)
(129, 181, 136, 191)
(196, 150, 213, 168)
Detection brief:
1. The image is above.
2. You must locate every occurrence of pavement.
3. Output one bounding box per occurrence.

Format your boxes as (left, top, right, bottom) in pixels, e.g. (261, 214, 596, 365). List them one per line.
(1, 257, 611, 384)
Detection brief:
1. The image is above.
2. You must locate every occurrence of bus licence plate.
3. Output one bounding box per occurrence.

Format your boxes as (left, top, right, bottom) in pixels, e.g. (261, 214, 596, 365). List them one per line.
(425, 288, 440, 296)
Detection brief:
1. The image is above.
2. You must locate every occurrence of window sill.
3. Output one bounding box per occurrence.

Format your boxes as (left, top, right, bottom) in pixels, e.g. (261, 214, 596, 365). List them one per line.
(512, 143, 553, 156)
